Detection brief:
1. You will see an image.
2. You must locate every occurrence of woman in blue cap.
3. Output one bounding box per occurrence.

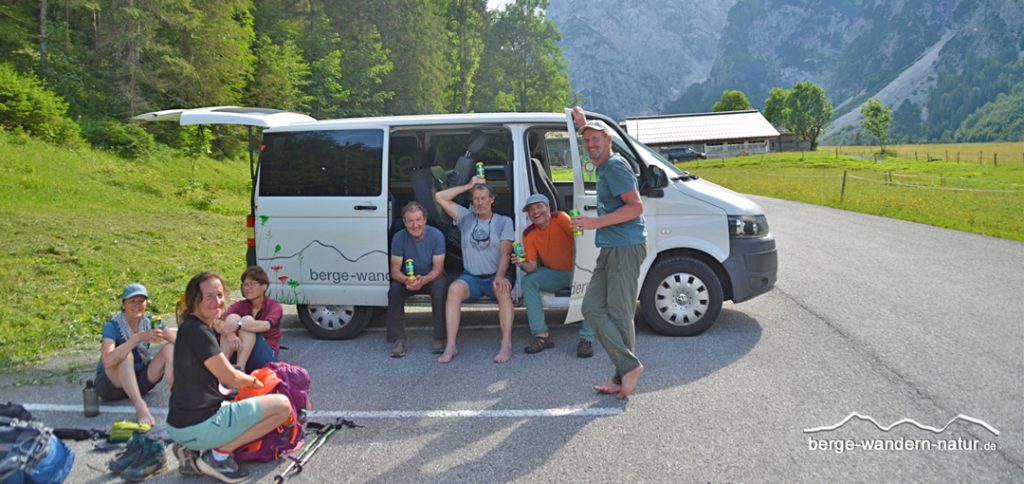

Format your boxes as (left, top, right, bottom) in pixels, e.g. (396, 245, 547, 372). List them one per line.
(95, 283, 176, 425)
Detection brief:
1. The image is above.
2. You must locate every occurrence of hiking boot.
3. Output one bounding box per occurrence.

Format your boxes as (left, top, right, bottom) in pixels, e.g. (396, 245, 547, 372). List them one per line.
(121, 438, 168, 482)
(431, 339, 446, 354)
(577, 339, 594, 358)
(107, 431, 146, 475)
(172, 443, 202, 476)
(197, 451, 249, 484)
(524, 335, 554, 354)
(390, 339, 407, 358)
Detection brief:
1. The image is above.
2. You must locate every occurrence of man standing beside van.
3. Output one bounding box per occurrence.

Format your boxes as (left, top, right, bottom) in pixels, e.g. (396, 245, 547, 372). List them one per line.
(387, 202, 447, 358)
(512, 193, 595, 358)
(436, 175, 516, 364)
(571, 106, 647, 399)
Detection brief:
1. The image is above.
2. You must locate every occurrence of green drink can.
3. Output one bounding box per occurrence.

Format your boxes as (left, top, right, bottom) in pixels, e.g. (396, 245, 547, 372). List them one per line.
(150, 315, 161, 330)
(512, 242, 525, 262)
(569, 208, 583, 236)
(404, 259, 416, 280)
(475, 161, 485, 178)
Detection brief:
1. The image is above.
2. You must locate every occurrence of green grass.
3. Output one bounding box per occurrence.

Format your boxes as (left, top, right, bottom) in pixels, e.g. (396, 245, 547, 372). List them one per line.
(0, 130, 251, 367)
(683, 148, 1024, 241)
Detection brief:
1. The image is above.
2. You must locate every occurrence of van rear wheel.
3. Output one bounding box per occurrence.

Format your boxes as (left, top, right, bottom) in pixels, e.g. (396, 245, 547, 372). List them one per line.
(297, 304, 372, 340)
(638, 256, 723, 336)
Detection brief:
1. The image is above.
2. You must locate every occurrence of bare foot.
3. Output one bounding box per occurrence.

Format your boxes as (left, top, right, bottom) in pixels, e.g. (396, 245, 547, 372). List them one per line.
(618, 365, 644, 399)
(438, 348, 458, 364)
(593, 379, 622, 394)
(493, 345, 512, 364)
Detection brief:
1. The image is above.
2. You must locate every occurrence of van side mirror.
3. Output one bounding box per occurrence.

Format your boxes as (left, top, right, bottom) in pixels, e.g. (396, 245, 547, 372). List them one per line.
(642, 165, 669, 197)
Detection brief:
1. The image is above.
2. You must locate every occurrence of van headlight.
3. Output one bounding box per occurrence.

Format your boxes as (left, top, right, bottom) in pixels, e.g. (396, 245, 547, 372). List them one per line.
(728, 214, 769, 238)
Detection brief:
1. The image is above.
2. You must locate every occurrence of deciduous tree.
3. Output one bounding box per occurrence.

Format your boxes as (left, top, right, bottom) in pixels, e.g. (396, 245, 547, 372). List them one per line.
(860, 98, 892, 153)
(784, 81, 832, 150)
(712, 90, 751, 112)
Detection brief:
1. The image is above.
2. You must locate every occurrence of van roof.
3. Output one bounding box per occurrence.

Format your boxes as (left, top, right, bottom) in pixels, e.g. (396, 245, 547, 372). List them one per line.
(267, 111, 571, 132)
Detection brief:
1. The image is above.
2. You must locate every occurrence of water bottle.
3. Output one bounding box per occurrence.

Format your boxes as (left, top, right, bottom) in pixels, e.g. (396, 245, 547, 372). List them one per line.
(83, 380, 100, 417)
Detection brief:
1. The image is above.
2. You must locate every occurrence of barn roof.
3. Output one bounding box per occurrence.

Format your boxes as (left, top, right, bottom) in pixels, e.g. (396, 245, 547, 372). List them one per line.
(623, 110, 780, 144)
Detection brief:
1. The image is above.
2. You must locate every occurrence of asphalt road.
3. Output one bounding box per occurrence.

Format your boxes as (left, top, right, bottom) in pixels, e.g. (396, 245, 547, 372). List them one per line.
(7, 195, 1023, 483)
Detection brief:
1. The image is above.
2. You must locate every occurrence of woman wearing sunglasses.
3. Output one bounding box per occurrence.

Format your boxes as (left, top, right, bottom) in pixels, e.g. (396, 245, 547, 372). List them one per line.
(435, 175, 515, 364)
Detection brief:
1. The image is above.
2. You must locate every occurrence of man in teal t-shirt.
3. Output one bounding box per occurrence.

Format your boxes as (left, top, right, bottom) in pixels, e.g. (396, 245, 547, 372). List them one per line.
(571, 106, 647, 399)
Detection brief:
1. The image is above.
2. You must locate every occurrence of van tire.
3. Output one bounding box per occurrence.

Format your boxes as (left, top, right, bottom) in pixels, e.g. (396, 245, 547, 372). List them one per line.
(297, 304, 372, 340)
(638, 256, 723, 336)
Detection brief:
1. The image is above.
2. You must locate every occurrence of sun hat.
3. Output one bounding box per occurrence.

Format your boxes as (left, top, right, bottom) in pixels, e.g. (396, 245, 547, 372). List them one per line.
(121, 283, 149, 301)
(522, 193, 550, 212)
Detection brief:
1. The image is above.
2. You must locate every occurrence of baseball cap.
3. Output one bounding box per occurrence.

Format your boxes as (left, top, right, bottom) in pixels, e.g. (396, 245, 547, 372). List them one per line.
(121, 283, 149, 301)
(578, 119, 614, 137)
(522, 193, 550, 212)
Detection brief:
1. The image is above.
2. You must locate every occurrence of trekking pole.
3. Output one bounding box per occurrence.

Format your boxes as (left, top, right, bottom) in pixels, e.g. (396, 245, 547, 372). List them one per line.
(273, 419, 359, 483)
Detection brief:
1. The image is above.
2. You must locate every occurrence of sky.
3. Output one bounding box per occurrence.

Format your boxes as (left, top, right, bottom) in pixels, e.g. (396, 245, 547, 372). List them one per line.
(487, 0, 513, 11)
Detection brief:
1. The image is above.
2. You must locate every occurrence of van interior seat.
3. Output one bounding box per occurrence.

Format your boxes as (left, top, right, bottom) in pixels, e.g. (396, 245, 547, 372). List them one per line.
(408, 147, 447, 230)
(529, 157, 559, 213)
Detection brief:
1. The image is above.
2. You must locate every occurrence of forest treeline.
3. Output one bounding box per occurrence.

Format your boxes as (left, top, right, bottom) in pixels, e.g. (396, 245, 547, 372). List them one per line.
(0, 0, 573, 157)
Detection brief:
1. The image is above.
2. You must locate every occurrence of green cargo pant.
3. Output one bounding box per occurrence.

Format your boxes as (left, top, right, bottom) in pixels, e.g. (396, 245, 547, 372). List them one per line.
(581, 244, 646, 384)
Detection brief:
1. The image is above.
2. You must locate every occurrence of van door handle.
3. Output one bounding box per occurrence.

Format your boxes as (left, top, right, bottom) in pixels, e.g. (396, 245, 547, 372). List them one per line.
(354, 205, 378, 211)
(583, 205, 597, 211)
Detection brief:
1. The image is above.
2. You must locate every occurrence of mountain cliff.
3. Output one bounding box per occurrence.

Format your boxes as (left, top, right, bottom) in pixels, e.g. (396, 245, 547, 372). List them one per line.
(548, 0, 1023, 142)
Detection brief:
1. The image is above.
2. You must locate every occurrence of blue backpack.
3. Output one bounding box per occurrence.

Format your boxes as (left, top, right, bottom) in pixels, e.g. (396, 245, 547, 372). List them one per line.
(0, 415, 75, 484)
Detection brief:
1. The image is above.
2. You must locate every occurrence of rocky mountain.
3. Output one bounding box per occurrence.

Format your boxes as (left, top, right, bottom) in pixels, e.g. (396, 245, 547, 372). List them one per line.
(548, 0, 1024, 142)
(545, 0, 737, 119)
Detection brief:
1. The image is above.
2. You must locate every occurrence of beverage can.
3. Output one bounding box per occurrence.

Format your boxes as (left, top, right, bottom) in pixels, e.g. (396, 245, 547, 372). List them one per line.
(404, 259, 416, 280)
(475, 161, 485, 178)
(569, 208, 584, 236)
(150, 315, 161, 330)
(512, 242, 525, 262)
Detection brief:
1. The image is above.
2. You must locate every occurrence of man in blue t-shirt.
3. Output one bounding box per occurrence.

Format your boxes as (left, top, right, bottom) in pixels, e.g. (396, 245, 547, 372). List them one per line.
(387, 201, 448, 358)
(571, 106, 648, 400)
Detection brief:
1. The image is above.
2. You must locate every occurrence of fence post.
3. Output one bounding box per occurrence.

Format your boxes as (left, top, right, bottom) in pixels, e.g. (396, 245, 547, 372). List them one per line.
(835, 147, 838, 159)
(979, 151, 983, 165)
(945, 150, 948, 162)
(840, 170, 847, 202)
(994, 153, 998, 166)
(940, 174, 944, 186)
(957, 152, 960, 163)
(915, 152, 918, 160)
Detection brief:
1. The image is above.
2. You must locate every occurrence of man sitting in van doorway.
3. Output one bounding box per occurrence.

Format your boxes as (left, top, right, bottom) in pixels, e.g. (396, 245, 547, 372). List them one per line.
(435, 175, 515, 364)
(386, 201, 448, 358)
(512, 193, 595, 358)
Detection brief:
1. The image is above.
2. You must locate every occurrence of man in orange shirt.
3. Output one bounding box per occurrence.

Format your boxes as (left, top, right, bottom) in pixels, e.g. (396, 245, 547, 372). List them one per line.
(512, 194, 594, 357)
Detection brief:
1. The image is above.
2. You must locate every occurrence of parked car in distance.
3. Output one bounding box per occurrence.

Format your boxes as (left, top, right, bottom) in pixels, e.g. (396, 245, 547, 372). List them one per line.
(666, 147, 707, 162)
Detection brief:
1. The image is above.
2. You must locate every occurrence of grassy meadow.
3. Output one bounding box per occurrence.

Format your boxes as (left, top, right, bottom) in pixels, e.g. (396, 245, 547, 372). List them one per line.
(683, 144, 1024, 241)
(0, 130, 250, 367)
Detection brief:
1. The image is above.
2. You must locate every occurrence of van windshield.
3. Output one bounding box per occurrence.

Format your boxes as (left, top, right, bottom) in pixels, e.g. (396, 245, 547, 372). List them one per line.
(625, 133, 692, 179)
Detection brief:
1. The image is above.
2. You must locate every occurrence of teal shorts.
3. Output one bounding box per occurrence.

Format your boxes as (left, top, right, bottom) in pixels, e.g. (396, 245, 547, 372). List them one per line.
(167, 398, 264, 451)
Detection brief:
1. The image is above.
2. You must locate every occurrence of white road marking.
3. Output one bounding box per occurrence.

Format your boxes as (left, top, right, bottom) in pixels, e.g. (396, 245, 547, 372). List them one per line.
(23, 403, 622, 419)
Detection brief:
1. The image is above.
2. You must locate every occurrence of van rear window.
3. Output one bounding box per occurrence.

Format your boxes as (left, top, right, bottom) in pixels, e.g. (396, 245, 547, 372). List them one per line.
(259, 129, 384, 196)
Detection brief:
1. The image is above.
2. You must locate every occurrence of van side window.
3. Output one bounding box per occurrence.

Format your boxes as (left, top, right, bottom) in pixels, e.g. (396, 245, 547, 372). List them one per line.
(259, 130, 384, 196)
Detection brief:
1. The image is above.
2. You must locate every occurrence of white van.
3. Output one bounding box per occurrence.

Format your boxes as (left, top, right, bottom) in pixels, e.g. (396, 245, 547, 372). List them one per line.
(136, 107, 777, 339)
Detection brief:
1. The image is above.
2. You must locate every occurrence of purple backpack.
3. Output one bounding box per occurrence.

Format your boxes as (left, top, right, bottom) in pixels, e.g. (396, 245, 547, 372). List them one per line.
(234, 362, 312, 462)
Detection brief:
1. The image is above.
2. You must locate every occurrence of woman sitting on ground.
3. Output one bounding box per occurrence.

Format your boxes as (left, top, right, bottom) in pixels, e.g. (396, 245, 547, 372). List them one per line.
(220, 266, 283, 372)
(166, 272, 290, 482)
(96, 283, 175, 426)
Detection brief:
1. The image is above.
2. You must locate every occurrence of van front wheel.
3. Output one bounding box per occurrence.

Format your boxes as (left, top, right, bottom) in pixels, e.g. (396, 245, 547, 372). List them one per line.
(638, 256, 723, 336)
(297, 304, 372, 340)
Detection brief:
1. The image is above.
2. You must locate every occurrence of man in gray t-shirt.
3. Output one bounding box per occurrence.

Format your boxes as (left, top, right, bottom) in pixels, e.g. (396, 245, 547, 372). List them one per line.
(436, 175, 515, 364)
